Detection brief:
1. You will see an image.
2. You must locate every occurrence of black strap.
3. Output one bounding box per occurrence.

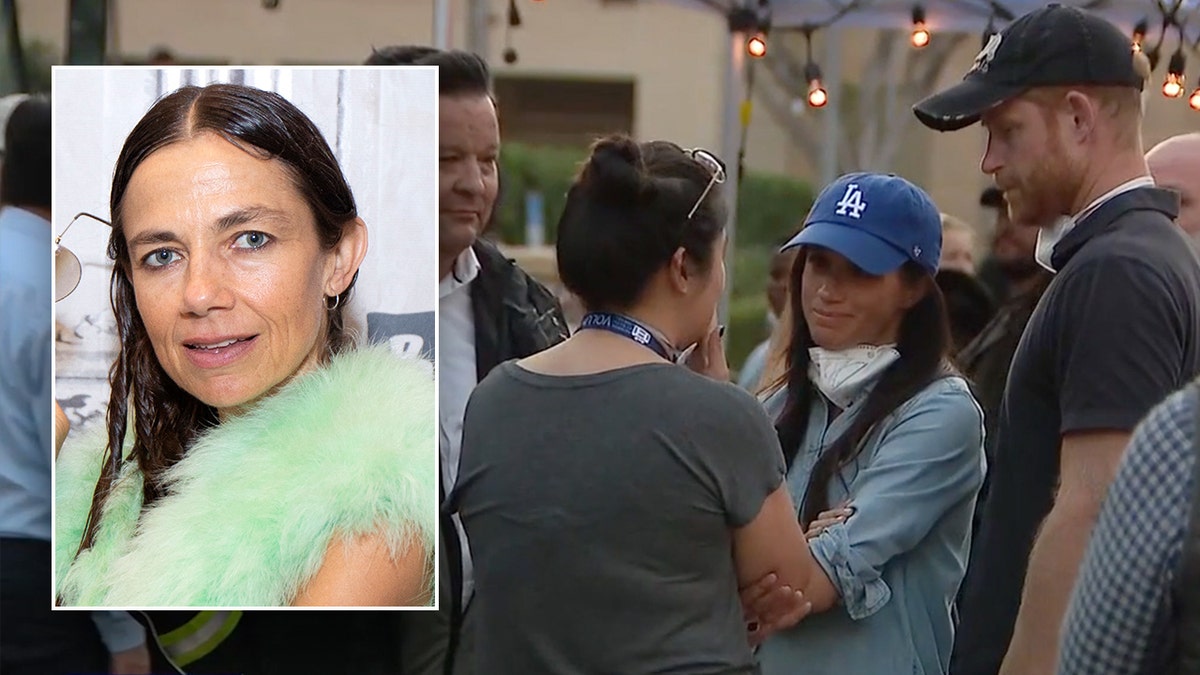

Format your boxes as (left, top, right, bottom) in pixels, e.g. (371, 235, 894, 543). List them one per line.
(1175, 384, 1200, 673)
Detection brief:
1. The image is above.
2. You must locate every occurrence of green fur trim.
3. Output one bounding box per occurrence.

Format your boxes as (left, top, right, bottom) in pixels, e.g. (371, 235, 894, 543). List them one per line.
(56, 346, 436, 606)
(54, 426, 139, 591)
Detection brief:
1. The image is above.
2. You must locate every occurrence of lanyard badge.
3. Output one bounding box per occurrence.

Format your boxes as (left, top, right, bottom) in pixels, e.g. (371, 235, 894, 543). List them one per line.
(578, 312, 676, 361)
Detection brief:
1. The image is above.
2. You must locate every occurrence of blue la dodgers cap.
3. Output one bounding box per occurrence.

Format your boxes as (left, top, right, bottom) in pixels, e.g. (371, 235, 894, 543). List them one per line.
(782, 172, 942, 276)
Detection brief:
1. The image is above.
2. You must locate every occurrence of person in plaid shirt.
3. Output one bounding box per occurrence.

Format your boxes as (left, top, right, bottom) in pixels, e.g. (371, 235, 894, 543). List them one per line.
(1058, 383, 1199, 673)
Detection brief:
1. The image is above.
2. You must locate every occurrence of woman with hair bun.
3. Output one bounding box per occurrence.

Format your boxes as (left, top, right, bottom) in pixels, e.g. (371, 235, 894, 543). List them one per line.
(448, 134, 820, 673)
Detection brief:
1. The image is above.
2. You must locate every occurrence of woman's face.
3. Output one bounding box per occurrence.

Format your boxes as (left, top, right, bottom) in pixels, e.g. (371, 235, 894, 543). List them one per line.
(799, 247, 923, 351)
(121, 132, 360, 417)
(680, 230, 727, 346)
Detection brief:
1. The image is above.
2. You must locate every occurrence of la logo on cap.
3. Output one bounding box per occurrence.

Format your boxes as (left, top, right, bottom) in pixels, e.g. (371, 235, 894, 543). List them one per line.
(972, 34, 1002, 74)
(835, 183, 869, 219)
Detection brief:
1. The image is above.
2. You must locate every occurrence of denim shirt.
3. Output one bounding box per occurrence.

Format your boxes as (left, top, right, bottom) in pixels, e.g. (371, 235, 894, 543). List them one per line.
(756, 376, 986, 675)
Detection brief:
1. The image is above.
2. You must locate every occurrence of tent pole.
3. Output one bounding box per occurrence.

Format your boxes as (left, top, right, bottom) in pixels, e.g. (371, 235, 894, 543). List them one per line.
(820, 24, 842, 187)
(719, 27, 745, 332)
(433, 0, 452, 49)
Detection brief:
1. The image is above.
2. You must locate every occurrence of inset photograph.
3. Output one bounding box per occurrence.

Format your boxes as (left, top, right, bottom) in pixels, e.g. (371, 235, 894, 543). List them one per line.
(51, 66, 438, 609)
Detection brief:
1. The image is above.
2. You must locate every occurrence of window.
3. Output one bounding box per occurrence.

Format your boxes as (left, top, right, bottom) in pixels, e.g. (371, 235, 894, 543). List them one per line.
(493, 75, 635, 147)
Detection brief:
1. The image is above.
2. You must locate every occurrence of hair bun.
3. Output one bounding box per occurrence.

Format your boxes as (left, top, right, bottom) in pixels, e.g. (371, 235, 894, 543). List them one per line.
(582, 134, 654, 206)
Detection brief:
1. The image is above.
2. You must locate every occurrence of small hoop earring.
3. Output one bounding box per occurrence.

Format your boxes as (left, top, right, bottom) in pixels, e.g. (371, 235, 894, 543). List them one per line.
(325, 294, 340, 311)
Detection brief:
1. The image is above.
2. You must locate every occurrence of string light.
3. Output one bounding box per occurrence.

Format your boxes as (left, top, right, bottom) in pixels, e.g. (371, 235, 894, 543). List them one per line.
(1163, 50, 1186, 98)
(805, 62, 826, 108)
(1164, 74, 1185, 98)
(1190, 88, 1200, 111)
(747, 33, 767, 58)
(911, 5, 930, 48)
(1132, 18, 1147, 52)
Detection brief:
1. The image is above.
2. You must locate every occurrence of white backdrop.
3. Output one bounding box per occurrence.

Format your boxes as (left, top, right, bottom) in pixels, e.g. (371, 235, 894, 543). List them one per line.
(52, 66, 438, 432)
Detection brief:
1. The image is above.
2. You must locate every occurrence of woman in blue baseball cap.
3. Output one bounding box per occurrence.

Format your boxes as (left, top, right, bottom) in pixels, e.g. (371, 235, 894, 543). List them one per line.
(754, 172, 986, 673)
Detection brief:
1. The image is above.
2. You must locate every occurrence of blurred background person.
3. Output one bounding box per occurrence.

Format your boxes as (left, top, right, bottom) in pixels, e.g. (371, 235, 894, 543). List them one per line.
(1146, 132, 1200, 246)
(739, 232, 799, 391)
(975, 187, 1019, 305)
(0, 95, 150, 674)
(936, 269, 996, 355)
(147, 46, 178, 65)
(756, 172, 985, 674)
(936, 212, 995, 352)
(940, 212, 978, 276)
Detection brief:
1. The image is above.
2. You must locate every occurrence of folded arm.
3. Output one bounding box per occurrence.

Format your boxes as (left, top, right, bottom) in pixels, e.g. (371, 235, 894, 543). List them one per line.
(807, 386, 985, 619)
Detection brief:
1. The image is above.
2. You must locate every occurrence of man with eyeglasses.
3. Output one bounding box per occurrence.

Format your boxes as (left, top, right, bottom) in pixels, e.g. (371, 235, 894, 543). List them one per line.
(365, 46, 569, 675)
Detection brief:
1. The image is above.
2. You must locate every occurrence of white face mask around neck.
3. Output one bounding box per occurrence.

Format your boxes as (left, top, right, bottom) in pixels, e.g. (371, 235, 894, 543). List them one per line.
(807, 344, 901, 409)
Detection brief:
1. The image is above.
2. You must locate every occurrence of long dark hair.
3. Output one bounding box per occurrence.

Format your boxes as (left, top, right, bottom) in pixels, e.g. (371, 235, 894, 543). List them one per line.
(775, 251, 952, 527)
(73, 83, 361, 559)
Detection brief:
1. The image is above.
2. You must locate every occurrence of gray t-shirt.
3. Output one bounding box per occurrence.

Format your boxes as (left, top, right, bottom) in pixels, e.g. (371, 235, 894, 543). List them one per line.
(448, 361, 786, 674)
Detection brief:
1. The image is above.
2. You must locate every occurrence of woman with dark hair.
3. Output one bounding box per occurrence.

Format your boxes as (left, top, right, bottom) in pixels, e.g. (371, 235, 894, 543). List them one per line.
(53, 83, 435, 609)
(755, 173, 985, 673)
(447, 134, 819, 674)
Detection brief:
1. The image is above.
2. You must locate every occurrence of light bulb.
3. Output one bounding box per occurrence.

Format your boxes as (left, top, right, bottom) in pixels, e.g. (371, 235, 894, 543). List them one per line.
(910, 5, 929, 48)
(747, 34, 767, 58)
(1164, 74, 1185, 98)
(808, 83, 828, 108)
(911, 23, 930, 48)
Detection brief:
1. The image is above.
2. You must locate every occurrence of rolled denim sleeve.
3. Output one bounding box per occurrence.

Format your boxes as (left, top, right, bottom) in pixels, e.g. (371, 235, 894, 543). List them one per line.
(91, 611, 146, 653)
(807, 383, 985, 619)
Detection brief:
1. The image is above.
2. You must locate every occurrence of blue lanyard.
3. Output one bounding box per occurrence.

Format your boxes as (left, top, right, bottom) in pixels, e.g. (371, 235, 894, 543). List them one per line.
(578, 312, 674, 361)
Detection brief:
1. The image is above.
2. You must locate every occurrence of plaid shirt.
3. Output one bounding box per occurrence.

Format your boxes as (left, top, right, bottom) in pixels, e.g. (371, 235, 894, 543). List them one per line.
(1058, 385, 1198, 674)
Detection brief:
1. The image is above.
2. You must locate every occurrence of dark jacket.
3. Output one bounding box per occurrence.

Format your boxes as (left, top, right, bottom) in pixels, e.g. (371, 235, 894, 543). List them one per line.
(469, 238, 570, 380)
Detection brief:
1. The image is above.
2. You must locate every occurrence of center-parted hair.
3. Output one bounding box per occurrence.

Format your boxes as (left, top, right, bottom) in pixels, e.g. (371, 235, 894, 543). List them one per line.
(556, 134, 727, 311)
(72, 83, 361, 563)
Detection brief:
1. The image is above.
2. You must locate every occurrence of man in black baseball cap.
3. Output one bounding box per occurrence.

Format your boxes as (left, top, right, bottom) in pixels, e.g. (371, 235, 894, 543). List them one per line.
(915, 5, 1200, 675)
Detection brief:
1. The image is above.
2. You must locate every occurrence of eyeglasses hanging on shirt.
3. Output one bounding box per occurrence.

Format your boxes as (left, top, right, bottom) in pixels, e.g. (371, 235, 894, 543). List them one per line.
(55, 211, 112, 302)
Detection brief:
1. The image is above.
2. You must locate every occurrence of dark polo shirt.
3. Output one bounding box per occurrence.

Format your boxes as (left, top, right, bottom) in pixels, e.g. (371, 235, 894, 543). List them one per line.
(951, 186, 1200, 675)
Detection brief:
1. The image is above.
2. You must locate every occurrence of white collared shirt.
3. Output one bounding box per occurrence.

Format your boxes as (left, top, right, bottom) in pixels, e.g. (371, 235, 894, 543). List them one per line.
(439, 247, 481, 606)
(1036, 176, 1157, 272)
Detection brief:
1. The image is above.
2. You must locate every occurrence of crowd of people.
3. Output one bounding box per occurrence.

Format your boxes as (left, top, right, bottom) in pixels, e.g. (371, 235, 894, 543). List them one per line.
(3, 3, 1200, 675)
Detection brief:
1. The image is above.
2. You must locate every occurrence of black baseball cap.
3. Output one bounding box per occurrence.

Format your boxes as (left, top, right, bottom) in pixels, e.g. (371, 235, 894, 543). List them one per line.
(914, 4, 1143, 132)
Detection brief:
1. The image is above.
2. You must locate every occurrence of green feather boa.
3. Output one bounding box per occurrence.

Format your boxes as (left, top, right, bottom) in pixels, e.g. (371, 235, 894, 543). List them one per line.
(55, 346, 436, 607)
